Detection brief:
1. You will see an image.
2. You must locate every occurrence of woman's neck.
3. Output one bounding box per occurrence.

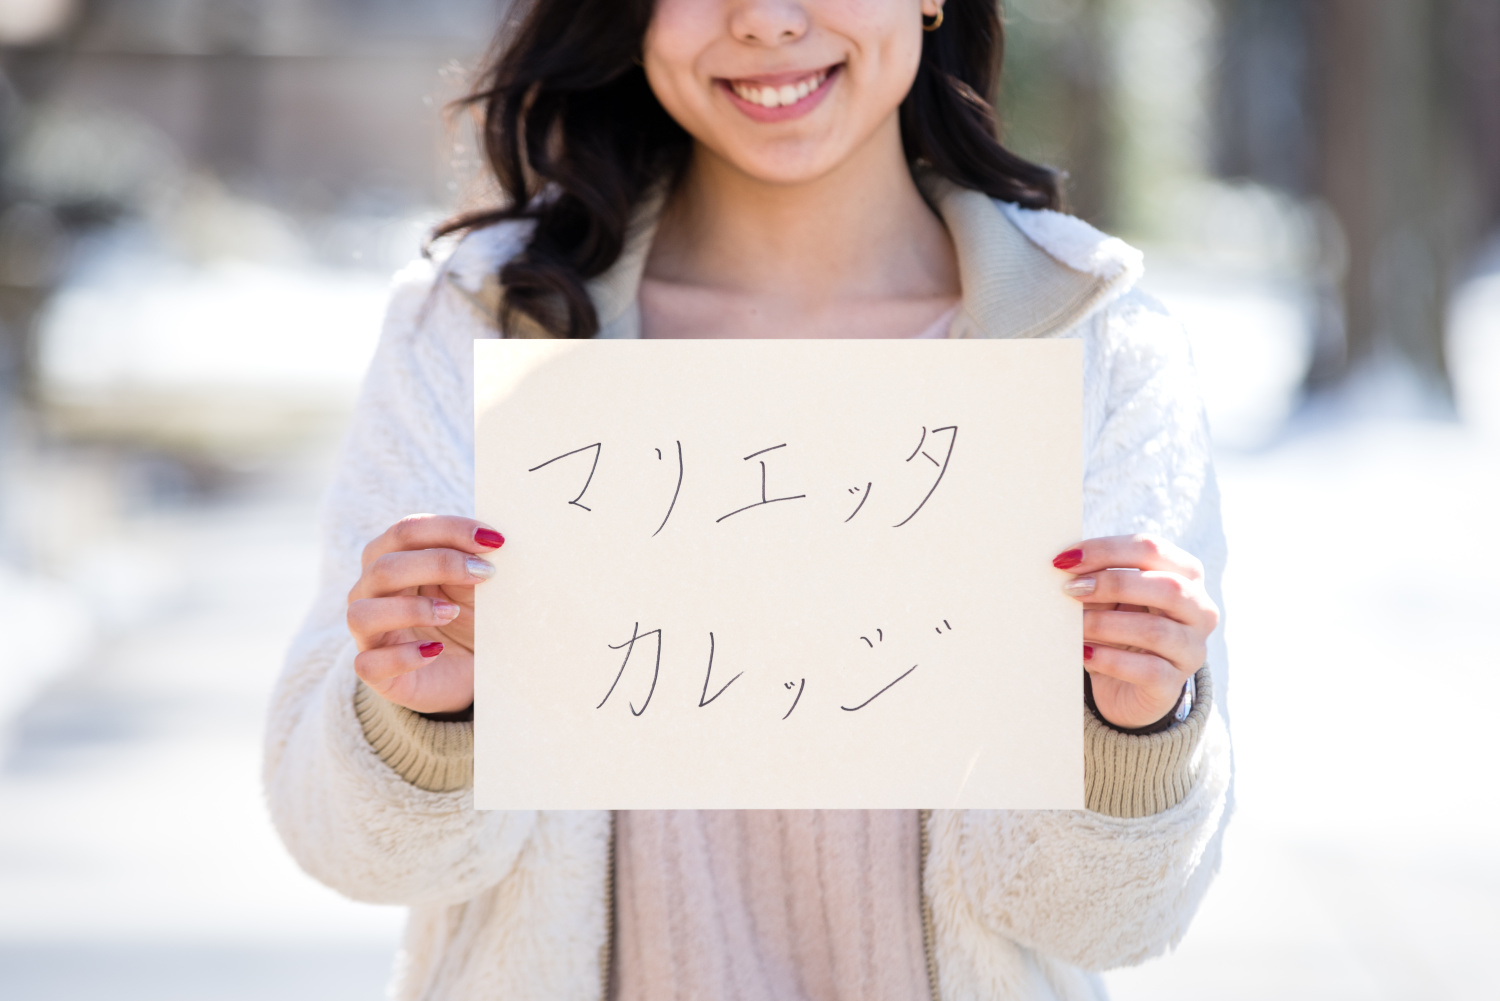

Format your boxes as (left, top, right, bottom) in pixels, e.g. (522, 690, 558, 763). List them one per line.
(645, 117, 959, 311)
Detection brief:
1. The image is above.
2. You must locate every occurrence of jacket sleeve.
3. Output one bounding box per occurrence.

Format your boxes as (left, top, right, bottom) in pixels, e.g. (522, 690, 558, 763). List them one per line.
(262, 245, 539, 908)
(929, 289, 1234, 973)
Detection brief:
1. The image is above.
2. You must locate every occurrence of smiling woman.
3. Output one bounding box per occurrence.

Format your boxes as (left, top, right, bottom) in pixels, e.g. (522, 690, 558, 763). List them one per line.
(265, 1, 1232, 999)
(435, 0, 1058, 340)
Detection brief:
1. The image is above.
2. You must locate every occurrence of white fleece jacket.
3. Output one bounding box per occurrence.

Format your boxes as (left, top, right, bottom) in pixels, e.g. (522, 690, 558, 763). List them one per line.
(264, 176, 1232, 1001)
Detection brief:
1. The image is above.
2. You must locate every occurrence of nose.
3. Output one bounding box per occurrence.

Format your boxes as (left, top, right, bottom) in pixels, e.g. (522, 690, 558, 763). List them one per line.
(729, 0, 808, 46)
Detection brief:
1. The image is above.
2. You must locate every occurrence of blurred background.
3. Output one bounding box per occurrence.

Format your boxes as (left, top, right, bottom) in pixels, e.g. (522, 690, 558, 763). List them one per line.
(0, 0, 1495, 998)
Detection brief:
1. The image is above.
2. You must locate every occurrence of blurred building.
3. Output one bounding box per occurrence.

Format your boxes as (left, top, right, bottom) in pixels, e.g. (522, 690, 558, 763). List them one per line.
(4, 0, 503, 209)
(0, 0, 505, 413)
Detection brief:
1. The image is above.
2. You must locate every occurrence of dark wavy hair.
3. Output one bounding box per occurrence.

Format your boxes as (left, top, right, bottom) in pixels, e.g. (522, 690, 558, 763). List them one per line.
(436, 0, 1061, 338)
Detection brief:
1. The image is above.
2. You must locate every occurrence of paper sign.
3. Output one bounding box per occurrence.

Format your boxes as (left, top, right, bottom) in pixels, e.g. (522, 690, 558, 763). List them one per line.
(474, 339, 1082, 810)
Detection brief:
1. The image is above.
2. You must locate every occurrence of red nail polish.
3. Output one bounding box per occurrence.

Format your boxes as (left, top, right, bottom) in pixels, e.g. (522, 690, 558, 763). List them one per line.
(1083, 645, 1094, 661)
(419, 642, 444, 659)
(1053, 548, 1084, 569)
(475, 528, 505, 549)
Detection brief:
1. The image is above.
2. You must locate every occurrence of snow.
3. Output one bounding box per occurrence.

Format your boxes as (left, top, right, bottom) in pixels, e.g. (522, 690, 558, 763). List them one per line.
(1449, 265, 1500, 437)
(0, 449, 405, 999)
(1105, 414, 1500, 999)
(0, 563, 95, 755)
(36, 229, 388, 399)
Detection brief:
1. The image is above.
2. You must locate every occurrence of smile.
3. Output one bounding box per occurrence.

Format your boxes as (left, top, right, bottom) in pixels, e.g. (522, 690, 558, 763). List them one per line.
(728, 68, 831, 109)
(719, 64, 841, 122)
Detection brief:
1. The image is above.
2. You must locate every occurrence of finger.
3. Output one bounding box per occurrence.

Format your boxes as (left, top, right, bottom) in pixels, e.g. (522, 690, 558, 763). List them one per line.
(350, 548, 495, 601)
(361, 644, 475, 715)
(1084, 643, 1182, 690)
(354, 639, 447, 687)
(1052, 534, 1203, 581)
(1062, 569, 1218, 629)
(347, 595, 463, 646)
(1085, 646, 1187, 728)
(1083, 609, 1205, 672)
(362, 514, 505, 569)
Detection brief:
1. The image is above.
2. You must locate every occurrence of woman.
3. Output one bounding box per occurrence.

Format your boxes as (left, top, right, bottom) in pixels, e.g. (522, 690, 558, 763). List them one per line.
(264, 0, 1231, 998)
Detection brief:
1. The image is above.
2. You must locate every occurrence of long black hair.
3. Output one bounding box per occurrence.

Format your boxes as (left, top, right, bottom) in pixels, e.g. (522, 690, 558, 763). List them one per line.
(436, 0, 1061, 338)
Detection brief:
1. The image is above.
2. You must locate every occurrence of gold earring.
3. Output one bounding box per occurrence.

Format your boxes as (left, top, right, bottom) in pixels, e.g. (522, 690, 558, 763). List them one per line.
(922, 7, 943, 31)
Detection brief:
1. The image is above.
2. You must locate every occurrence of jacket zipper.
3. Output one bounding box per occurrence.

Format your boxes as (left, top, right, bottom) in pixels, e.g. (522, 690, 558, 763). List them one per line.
(600, 809, 940, 1001)
(918, 809, 942, 1001)
(601, 810, 617, 1001)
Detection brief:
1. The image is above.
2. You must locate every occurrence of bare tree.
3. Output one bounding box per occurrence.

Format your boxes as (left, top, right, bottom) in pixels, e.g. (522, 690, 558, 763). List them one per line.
(1217, 0, 1500, 397)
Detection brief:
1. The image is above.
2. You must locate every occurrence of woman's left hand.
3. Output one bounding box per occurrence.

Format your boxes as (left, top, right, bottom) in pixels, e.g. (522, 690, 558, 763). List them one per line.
(1053, 535, 1219, 730)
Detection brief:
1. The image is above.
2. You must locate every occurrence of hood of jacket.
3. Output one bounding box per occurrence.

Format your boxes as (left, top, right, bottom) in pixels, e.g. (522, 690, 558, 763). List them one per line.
(441, 170, 1146, 342)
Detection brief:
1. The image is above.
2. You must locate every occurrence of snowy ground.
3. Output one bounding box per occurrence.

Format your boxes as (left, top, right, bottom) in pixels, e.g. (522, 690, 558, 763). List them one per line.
(1105, 416, 1500, 1000)
(1, 259, 1497, 998)
(0, 444, 405, 999)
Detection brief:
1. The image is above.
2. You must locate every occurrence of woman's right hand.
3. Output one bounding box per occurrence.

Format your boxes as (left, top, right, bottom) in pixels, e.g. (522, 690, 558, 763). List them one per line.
(347, 514, 504, 714)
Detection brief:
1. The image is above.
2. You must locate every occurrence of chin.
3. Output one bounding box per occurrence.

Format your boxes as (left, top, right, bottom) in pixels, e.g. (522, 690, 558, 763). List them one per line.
(715, 137, 854, 187)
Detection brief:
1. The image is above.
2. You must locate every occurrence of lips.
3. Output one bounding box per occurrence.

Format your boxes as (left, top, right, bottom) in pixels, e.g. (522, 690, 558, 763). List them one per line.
(718, 64, 842, 122)
(727, 67, 831, 109)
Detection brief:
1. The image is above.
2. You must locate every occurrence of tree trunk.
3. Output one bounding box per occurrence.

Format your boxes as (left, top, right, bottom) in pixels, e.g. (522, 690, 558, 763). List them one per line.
(1307, 0, 1462, 396)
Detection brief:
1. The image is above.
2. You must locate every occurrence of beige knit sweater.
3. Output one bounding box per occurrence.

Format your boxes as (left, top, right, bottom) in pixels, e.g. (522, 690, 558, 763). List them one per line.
(268, 173, 1232, 1001)
(612, 809, 931, 1001)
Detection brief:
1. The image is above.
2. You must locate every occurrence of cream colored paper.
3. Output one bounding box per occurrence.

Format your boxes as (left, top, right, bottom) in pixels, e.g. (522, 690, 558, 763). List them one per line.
(474, 339, 1082, 810)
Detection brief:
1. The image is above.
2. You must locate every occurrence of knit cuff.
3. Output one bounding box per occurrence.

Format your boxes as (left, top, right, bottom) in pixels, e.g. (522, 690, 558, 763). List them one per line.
(1084, 666, 1213, 819)
(353, 682, 474, 793)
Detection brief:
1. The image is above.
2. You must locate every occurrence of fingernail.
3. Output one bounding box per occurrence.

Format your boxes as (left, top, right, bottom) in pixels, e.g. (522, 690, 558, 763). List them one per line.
(474, 527, 505, 549)
(1053, 548, 1084, 569)
(433, 600, 461, 622)
(466, 556, 495, 580)
(1062, 576, 1097, 598)
(1083, 645, 1094, 661)
(420, 641, 444, 659)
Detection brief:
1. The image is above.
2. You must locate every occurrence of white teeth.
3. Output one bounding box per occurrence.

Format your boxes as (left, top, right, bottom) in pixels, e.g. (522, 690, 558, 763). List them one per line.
(731, 69, 829, 108)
